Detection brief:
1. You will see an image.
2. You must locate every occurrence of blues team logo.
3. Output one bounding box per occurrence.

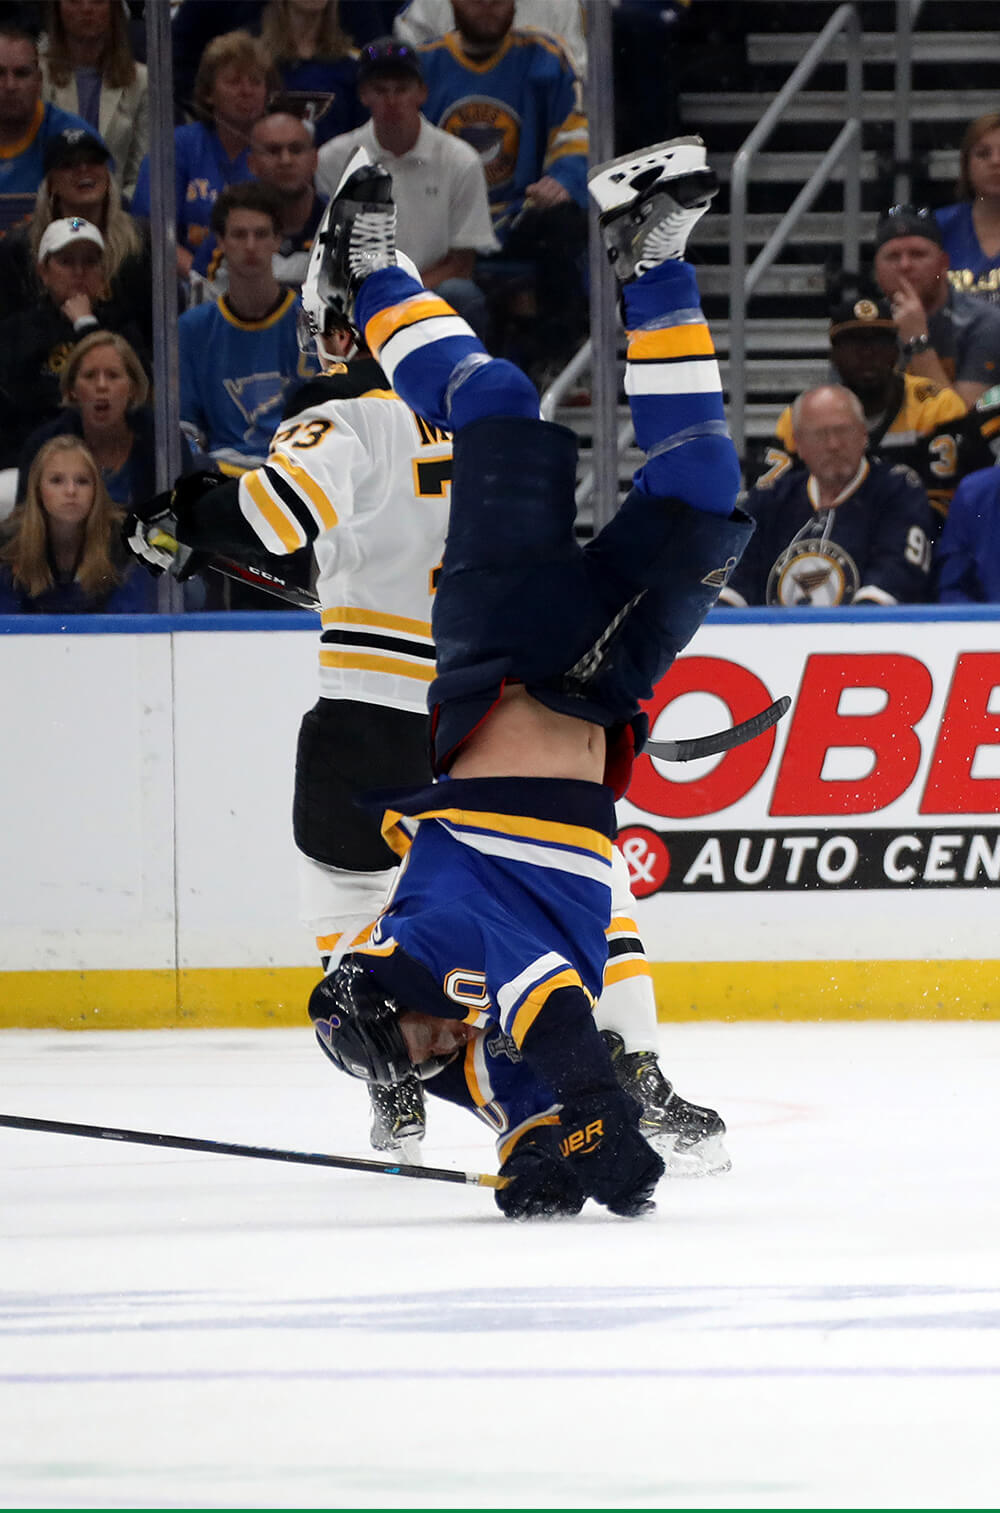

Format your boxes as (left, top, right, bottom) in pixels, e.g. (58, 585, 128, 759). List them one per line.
(766, 538, 861, 606)
(441, 97, 521, 194)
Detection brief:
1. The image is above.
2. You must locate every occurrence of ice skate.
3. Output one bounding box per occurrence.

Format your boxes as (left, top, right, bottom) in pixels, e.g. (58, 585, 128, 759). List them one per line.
(601, 1030, 731, 1177)
(587, 136, 718, 281)
(319, 147, 398, 319)
(368, 1073, 425, 1165)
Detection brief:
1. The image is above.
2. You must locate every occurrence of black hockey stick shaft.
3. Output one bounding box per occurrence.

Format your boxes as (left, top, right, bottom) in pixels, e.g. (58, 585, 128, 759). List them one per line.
(150, 528, 320, 610)
(0, 1112, 506, 1189)
(645, 694, 792, 763)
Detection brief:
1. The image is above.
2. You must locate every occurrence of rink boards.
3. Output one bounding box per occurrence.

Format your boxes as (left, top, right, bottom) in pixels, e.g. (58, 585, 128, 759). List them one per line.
(1, 607, 998, 1027)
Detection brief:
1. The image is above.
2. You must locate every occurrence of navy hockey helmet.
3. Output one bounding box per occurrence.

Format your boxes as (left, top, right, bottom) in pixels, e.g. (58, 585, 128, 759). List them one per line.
(309, 956, 412, 1086)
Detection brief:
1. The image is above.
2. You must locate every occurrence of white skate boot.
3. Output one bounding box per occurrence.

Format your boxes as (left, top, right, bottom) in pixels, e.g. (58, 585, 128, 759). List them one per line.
(587, 136, 718, 281)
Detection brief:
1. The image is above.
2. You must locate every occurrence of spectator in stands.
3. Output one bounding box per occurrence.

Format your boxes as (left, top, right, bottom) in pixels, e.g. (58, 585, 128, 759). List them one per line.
(0, 433, 154, 612)
(178, 182, 319, 473)
(315, 37, 497, 336)
(38, 0, 148, 201)
(0, 217, 149, 475)
(873, 203, 1000, 410)
(192, 107, 327, 293)
(255, 0, 363, 147)
(934, 466, 1000, 604)
(756, 296, 967, 529)
(395, 0, 587, 77)
(0, 20, 97, 232)
(131, 30, 277, 275)
(720, 384, 934, 608)
(17, 330, 196, 509)
(0, 126, 151, 340)
(935, 113, 1000, 309)
(417, 0, 589, 384)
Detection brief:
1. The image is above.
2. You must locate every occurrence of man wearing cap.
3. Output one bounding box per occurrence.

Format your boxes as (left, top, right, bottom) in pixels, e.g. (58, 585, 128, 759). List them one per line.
(0, 215, 149, 471)
(315, 37, 497, 336)
(873, 204, 1000, 410)
(756, 295, 967, 528)
(0, 21, 104, 233)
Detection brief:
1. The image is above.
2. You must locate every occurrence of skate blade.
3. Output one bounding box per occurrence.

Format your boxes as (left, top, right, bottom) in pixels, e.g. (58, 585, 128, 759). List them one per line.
(395, 1133, 424, 1167)
(651, 1131, 732, 1178)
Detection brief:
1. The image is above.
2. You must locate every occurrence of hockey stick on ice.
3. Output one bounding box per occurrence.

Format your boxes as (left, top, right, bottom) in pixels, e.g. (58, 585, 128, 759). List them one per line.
(645, 694, 792, 763)
(0, 1112, 507, 1189)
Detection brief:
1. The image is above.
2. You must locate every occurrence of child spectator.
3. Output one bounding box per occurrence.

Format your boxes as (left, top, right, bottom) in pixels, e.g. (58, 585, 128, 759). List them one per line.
(0, 433, 154, 613)
(256, 0, 364, 147)
(130, 30, 276, 274)
(178, 181, 319, 472)
(39, 0, 149, 201)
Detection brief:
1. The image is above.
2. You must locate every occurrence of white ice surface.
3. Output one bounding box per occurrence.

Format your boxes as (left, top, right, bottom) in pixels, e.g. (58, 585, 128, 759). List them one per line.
(2, 1022, 999, 1509)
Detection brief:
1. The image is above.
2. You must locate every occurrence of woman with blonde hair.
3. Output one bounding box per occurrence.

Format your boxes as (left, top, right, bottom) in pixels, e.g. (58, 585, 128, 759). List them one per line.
(39, 0, 149, 200)
(0, 435, 154, 613)
(131, 30, 278, 272)
(935, 112, 1000, 306)
(257, 0, 362, 146)
(16, 329, 196, 508)
(0, 127, 150, 335)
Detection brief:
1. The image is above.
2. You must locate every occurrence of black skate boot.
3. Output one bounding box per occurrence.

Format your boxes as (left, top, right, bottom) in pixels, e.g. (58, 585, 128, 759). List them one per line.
(587, 135, 718, 282)
(368, 1073, 425, 1165)
(317, 147, 398, 320)
(601, 1030, 731, 1176)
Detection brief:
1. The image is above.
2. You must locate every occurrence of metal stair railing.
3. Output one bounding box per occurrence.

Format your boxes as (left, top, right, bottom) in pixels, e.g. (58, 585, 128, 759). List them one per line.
(729, 2, 863, 457)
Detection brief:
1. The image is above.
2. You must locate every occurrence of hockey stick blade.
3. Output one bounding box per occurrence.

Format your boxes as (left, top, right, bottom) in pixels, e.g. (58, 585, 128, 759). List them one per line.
(0, 1112, 507, 1189)
(645, 695, 792, 763)
(206, 554, 320, 610)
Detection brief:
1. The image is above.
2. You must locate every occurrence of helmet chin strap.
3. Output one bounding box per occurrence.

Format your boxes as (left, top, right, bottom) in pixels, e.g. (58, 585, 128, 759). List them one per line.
(318, 325, 358, 368)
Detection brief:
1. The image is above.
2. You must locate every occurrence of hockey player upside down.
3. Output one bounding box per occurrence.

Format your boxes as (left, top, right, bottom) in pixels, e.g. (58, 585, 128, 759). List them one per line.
(301, 138, 755, 1218)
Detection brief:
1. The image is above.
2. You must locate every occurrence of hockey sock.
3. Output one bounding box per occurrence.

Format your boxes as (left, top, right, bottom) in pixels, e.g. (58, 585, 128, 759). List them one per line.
(623, 259, 739, 517)
(594, 847, 660, 1053)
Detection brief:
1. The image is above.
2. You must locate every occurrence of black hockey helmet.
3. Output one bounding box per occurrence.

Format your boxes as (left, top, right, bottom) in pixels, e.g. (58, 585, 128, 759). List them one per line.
(309, 956, 412, 1086)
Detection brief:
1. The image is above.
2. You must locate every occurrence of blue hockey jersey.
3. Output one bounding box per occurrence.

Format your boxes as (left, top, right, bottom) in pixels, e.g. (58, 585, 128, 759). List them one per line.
(418, 29, 588, 241)
(724, 457, 935, 607)
(935, 465, 1000, 602)
(178, 290, 320, 470)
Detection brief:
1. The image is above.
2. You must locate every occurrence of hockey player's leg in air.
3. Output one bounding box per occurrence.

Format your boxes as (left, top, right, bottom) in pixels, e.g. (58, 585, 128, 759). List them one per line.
(305, 138, 752, 1217)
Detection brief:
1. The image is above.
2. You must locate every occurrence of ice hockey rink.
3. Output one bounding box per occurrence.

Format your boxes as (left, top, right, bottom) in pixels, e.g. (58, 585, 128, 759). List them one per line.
(2, 1020, 999, 1510)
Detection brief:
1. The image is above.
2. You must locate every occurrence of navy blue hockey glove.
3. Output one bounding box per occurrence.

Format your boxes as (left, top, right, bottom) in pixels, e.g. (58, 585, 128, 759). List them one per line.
(123, 472, 224, 580)
(557, 1090, 665, 1217)
(495, 1126, 586, 1220)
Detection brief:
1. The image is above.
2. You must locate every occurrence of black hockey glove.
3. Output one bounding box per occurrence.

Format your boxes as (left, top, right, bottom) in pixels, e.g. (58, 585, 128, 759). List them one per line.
(557, 1090, 665, 1217)
(495, 1125, 585, 1220)
(123, 472, 225, 580)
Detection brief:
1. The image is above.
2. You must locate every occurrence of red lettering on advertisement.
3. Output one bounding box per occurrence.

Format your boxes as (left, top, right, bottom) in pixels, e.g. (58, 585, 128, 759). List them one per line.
(770, 653, 932, 816)
(920, 652, 1000, 814)
(616, 827, 671, 897)
(631, 657, 778, 818)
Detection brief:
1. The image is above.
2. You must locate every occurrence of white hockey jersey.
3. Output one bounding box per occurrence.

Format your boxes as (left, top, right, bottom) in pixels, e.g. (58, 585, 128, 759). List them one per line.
(238, 362, 452, 713)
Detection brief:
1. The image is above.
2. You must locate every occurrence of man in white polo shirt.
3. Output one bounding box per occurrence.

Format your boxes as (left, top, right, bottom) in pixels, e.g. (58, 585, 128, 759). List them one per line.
(315, 36, 497, 337)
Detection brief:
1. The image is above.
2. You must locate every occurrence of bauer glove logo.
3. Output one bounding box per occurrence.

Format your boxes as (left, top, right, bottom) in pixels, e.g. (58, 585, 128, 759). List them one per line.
(560, 1118, 604, 1157)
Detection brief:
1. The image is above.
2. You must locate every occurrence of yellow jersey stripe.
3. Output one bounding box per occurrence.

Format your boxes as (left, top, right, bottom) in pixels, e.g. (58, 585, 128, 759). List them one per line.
(319, 649, 435, 681)
(607, 915, 639, 936)
(244, 471, 304, 553)
(410, 806, 614, 860)
(321, 605, 432, 638)
(510, 967, 581, 1047)
(316, 931, 342, 952)
(365, 293, 458, 354)
(627, 325, 715, 361)
(603, 958, 654, 986)
(270, 453, 339, 531)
